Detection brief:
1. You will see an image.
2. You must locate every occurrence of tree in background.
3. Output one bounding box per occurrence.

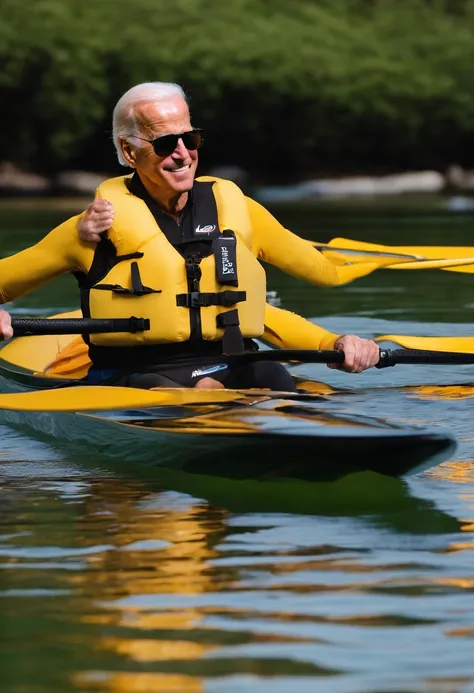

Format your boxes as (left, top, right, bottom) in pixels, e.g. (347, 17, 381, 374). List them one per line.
(1, 0, 474, 180)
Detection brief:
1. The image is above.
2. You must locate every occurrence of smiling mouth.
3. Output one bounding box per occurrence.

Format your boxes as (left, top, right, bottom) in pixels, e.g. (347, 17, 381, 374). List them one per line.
(167, 165, 190, 173)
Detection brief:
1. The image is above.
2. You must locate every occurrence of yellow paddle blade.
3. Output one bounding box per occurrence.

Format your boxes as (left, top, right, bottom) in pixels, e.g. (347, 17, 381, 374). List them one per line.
(323, 237, 474, 260)
(312, 241, 421, 265)
(314, 238, 474, 273)
(0, 385, 248, 412)
(442, 263, 474, 275)
(385, 257, 474, 271)
(326, 258, 409, 282)
(315, 240, 474, 272)
(310, 240, 418, 267)
(376, 335, 474, 354)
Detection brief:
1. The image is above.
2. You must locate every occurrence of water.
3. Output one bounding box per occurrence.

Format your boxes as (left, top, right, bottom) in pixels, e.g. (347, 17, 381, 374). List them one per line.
(2, 196, 474, 692)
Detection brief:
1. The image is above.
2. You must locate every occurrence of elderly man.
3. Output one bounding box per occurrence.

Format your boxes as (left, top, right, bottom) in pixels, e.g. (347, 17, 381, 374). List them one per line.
(0, 81, 380, 392)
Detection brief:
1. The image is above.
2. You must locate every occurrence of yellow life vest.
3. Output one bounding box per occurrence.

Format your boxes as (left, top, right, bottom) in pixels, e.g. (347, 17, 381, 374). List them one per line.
(83, 175, 267, 348)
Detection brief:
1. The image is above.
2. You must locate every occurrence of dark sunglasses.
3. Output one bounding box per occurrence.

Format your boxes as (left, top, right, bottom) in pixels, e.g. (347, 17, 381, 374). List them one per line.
(133, 128, 204, 157)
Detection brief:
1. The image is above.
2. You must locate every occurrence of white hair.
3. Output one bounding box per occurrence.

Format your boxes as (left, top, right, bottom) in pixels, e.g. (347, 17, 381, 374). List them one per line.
(112, 82, 187, 166)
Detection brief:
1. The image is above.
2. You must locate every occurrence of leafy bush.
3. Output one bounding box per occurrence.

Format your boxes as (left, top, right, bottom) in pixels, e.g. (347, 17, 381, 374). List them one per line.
(1, 0, 474, 178)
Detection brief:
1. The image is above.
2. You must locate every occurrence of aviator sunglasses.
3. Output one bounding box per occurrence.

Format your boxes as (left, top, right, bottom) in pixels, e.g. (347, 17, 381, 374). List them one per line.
(133, 128, 204, 157)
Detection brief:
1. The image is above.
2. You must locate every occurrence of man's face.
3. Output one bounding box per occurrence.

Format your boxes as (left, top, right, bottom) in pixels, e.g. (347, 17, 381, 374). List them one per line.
(120, 96, 198, 197)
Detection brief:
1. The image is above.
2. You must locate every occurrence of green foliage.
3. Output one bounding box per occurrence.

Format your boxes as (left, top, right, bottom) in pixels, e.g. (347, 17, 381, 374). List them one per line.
(1, 0, 474, 177)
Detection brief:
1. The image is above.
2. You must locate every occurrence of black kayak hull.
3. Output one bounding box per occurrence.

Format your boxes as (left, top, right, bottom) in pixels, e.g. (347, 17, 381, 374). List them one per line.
(0, 329, 457, 481)
(0, 404, 455, 480)
(0, 360, 456, 480)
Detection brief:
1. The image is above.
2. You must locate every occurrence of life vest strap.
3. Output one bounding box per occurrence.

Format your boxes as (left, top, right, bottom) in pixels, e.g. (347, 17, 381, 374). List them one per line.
(176, 290, 246, 308)
(93, 262, 161, 296)
(115, 251, 144, 262)
(217, 309, 245, 354)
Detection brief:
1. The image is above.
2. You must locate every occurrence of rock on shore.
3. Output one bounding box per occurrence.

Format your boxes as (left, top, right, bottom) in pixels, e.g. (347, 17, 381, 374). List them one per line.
(2, 162, 474, 201)
(0, 162, 51, 194)
(256, 170, 447, 202)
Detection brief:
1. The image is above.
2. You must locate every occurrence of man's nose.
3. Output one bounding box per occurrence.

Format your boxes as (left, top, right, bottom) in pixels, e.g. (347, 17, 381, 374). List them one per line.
(173, 138, 189, 157)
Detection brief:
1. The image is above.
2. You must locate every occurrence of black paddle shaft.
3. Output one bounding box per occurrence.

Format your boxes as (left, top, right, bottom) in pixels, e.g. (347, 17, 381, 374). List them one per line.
(223, 347, 474, 367)
(5, 321, 474, 366)
(11, 317, 150, 337)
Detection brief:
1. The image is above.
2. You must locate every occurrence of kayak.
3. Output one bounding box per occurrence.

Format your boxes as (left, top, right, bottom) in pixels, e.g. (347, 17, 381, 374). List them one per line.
(0, 328, 456, 481)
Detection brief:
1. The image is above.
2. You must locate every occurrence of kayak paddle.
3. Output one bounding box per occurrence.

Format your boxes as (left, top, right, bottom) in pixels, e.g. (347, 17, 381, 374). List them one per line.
(314, 243, 423, 261)
(222, 348, 474, 367)
(316, 237, 474, 260)
(0, 348, 474, 412)
(4, 319, 474, 364)
(8, 317, 150, 337)
(314, 237, 474, 273)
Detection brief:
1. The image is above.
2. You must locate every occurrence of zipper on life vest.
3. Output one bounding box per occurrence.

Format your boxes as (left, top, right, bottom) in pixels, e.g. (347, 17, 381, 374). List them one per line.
(185, 253, 203, 340)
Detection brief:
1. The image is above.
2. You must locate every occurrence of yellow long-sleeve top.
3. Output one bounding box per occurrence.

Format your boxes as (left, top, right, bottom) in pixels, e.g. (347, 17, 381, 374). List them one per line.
(0, 192, 380, 352)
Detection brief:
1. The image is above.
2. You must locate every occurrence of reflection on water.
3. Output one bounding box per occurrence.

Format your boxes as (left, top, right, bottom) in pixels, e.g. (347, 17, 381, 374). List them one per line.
(430, 460, 474, 485)
(3, 201, 474, 691)
(409, 383, 474, 401)
(426, 461, 474, 558)
(2, 458, 474, 693)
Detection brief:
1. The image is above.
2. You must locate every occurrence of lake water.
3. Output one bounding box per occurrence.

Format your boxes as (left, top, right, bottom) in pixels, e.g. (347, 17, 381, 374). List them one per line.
(2, 195, 474, 693)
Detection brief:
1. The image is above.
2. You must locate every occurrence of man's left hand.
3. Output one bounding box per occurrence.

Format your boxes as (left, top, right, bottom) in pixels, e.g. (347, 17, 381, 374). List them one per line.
(78, 199, 114, 243)
(328, 334, 380, 372)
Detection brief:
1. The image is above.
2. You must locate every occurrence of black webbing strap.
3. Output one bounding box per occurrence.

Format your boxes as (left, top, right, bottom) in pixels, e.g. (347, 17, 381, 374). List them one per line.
(130, 262, 158, 295)
(176, 290, 246, 308)
(217, 309, 245, 354)
(94, 262, 161, 296)
(115, 251, 144, 262)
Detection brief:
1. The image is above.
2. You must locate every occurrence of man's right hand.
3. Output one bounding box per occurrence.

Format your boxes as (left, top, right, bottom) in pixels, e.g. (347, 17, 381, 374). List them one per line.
(0, 309, 13, 340)
(78, 199, 114, 243)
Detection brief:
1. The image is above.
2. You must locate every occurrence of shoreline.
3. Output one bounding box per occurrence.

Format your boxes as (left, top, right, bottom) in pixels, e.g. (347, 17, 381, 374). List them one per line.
(1, 193, 473, 215)
(0, 196, 92, 211)
(2, 164, 474, 207)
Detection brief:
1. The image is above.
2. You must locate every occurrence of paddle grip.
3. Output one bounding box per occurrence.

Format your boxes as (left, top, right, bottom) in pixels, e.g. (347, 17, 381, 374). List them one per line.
(11, 317, 150, 336)
(376, 348, 474, 367)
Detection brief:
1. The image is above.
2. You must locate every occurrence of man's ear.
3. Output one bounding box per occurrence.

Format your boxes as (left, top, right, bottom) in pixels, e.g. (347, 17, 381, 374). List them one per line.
(120, 138, 136, 167)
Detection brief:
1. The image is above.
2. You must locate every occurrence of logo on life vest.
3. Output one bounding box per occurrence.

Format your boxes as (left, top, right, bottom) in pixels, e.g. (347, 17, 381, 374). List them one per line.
(220, 246, 234, 274)
(191, 363, 229, 378)
(213, 232, 238, 285)
(195, 224, 216, 234)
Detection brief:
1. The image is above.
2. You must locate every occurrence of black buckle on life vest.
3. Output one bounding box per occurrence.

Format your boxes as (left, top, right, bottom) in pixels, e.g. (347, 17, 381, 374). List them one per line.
(94, 261, 161, 296)
(217, 309, 245, 354)
(180, 291, 201, 308)
(176, 290, 246, 308)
